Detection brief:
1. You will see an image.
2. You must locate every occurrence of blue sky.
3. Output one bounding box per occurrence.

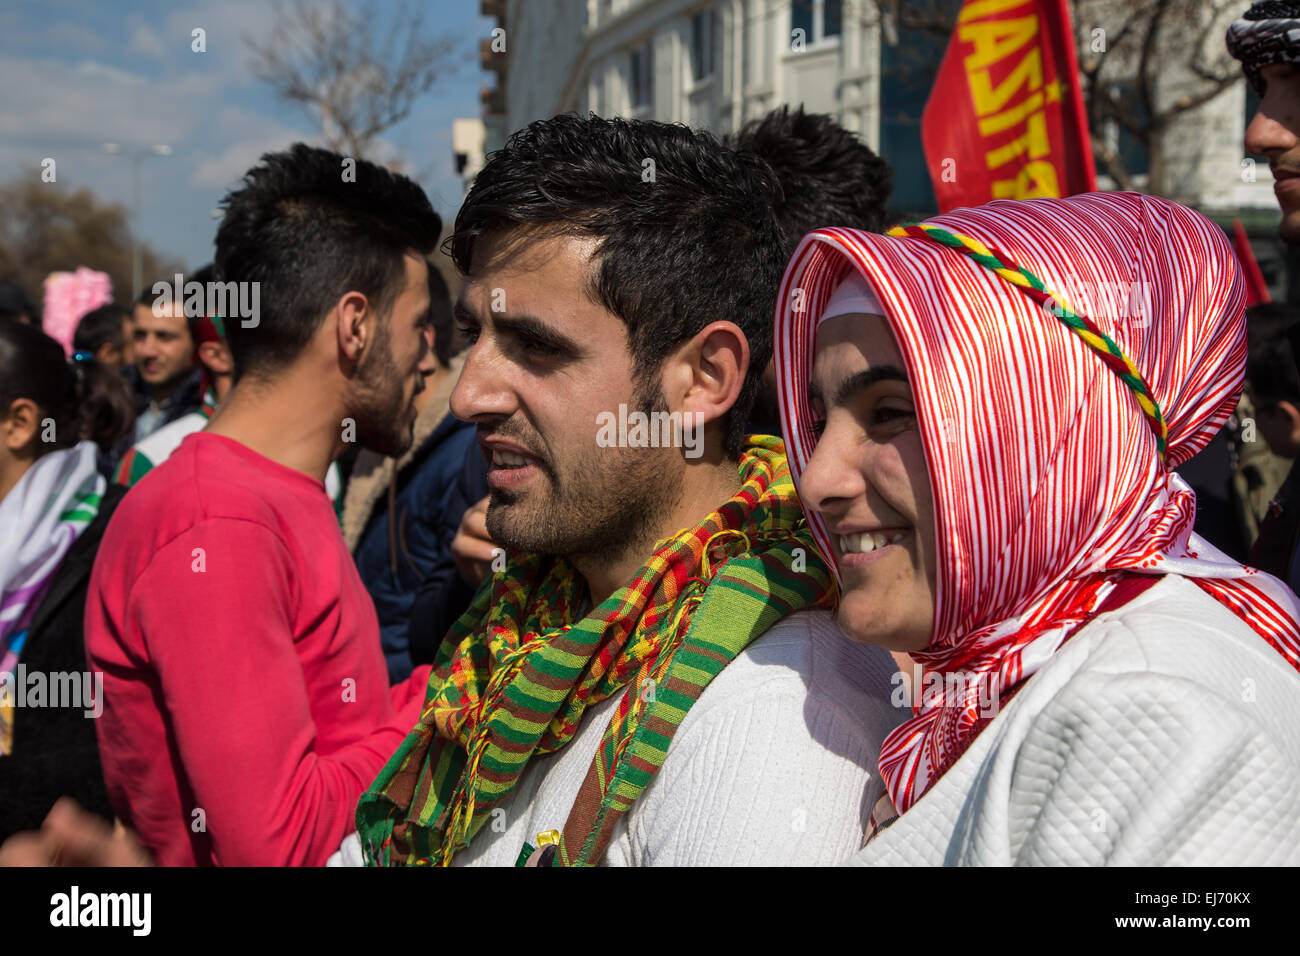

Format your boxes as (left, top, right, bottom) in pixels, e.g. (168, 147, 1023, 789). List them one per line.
(0, 0, 493, 275)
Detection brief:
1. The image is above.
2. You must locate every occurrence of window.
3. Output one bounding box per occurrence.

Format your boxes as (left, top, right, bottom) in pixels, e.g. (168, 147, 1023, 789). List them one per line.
(741, 0, 752, 86)
(791, 0, 812, 40)
(630, 41, 654, 108)
(589, 69, 604, 115)
(692, 7, 715, 82)
(824, 0, 842, 38)
(1108, 82, 1149, 179)
(791, 0, 842, 48)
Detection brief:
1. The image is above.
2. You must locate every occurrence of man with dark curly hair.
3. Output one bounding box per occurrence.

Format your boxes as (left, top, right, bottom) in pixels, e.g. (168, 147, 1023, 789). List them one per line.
(347, 113, 901, 868)
(728, 105, 893, 435)
(1228, 1, 1300, 591)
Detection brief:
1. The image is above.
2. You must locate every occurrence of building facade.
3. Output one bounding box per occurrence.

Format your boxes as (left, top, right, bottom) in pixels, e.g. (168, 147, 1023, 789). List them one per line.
(469, 0, 1292, 297)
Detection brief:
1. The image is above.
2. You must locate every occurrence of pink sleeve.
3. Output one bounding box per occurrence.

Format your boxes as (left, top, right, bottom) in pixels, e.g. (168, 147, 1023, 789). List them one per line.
(132, 520, 408, 866)
(388, 664, 433, 723)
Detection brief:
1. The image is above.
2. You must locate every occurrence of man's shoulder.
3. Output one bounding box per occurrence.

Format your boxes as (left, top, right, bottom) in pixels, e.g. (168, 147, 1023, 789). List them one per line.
(679, 609, 900, 732)
(107, 433, 291, 552)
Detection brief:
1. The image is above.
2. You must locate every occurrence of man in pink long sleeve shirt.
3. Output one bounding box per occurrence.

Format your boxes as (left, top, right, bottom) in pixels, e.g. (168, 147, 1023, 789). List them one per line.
(84, 143, 443, 865)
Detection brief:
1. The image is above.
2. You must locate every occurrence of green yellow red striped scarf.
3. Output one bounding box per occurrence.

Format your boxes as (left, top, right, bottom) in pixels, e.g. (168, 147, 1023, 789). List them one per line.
(355, 435, 834, 866)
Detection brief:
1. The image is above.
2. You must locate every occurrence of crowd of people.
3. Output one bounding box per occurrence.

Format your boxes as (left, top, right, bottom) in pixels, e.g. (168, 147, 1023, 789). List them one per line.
(1, 0, 1299, 866)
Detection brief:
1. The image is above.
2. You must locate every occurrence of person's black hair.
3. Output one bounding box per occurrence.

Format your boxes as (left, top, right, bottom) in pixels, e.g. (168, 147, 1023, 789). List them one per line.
(427, 261, 454, 368)
(1246, 302, 1300, 408)
(0, 281, 37, 323)
(73, 303, 131, 355)
(727, 104, 894, 250)
(727, 105, 894, 437)
(450, 112, 786, 458)
(0, 318, 134, 454)
(214, 143, 442, 380)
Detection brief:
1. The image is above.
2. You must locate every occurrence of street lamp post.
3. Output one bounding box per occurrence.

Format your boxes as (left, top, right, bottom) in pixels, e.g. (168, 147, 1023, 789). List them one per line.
(102, 143, 172, 298)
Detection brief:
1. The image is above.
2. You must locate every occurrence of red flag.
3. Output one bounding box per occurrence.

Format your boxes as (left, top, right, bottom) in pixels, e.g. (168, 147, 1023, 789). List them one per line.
(1232, 218, 1272, 306)
(922, 0, 1097, 213)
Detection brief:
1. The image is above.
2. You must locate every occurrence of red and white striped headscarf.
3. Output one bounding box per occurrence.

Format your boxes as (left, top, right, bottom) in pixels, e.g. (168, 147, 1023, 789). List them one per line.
(773, 191, 1300, 814)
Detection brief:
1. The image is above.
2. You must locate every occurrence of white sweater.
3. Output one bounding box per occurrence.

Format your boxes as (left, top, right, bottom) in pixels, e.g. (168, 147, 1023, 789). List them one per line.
(850, 574, 1300, 866)
(330, 608, 903, 866)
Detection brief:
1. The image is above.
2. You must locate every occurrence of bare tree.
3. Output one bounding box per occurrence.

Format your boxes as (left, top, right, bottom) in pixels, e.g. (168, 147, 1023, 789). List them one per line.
(863, 0, 1246, 196)
(246, 0, 459, 162)
(0, 171, 183, 308)
(1073, 0, 1244, 195)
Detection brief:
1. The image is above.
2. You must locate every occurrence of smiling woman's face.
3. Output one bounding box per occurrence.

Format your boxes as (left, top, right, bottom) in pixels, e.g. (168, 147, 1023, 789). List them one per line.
(801, 312, 937, 652)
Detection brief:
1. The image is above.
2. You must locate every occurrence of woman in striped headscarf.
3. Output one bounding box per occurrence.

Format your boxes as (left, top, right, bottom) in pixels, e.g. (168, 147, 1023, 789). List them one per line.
(774, 190, 1300, 865)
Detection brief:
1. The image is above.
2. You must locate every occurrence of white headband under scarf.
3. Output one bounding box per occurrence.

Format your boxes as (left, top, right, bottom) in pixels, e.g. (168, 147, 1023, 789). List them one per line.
(820, 271, 883, 324)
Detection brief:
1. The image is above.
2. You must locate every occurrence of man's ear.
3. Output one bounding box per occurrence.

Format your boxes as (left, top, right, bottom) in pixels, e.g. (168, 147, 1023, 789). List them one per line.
(94, 342, 118, 366)
(662, 320, 750, 426)
(197, 341, 234, 376)
(2, 397, 42, 453)
(334, 291, 374, 365)
(1278, 400, 1300, 446)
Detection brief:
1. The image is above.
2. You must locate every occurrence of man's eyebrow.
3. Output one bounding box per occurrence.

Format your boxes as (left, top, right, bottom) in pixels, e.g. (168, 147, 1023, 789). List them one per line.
(809, 365, 909, 409)
(455, 302, 581, 354)
(499, 314, 580, 351)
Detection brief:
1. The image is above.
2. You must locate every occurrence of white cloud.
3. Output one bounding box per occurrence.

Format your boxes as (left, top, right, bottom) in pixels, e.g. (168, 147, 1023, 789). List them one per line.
(129, 22, 166, 59)
(0, 55, 232, 156)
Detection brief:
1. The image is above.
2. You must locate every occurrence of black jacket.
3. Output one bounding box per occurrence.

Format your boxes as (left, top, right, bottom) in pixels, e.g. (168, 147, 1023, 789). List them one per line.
(1252, 456, 1300, 597)
(406, 440, 490, 670)
(0, 483, 124, 840)
(106, 365, 204, 472)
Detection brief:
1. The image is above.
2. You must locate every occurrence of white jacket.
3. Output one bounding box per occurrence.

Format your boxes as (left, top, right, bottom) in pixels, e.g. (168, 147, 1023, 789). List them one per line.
(851, 574, 1300, 866)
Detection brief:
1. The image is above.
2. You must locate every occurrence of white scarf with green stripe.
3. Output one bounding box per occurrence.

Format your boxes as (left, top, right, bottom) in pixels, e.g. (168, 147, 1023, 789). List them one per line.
(0, 441, 104, 754)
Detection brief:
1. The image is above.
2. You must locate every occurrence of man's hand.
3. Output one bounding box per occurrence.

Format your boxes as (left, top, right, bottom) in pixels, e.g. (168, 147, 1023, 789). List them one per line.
(451, 495, 497, 586)
(0, 798, 152, 867)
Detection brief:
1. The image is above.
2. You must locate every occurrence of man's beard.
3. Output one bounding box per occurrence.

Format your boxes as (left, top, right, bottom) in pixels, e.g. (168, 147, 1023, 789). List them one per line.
(1281, 206, 1300, 247)
(351, 321, 417, 458)
(485, 381, 684, 566)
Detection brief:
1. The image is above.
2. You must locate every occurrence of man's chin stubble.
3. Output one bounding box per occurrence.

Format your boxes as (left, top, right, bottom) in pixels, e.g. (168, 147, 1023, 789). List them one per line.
(488, 455, 682, 565)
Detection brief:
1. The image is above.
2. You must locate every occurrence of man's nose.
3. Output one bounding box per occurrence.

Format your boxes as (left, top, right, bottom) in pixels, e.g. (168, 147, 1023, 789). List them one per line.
(449, 341, 516, 423)
(1246, 98, 1298, 159)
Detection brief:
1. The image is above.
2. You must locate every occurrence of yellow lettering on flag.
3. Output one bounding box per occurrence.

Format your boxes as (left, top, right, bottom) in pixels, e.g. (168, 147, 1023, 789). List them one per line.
(968, 46, 1042, 116)
(978, 90, 1042, 135)
(958, 0, 1032, 23)
(991, 160, 1060, 199)
(985, 110, 1050, 168)
(959, 15, 1037, 71)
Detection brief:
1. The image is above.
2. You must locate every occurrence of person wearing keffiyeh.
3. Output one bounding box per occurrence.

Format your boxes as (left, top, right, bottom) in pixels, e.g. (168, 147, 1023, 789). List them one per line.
(343, 114, 904, 867)
(1229, 0, 1300, 597)
(774, 190, 1300, 865)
